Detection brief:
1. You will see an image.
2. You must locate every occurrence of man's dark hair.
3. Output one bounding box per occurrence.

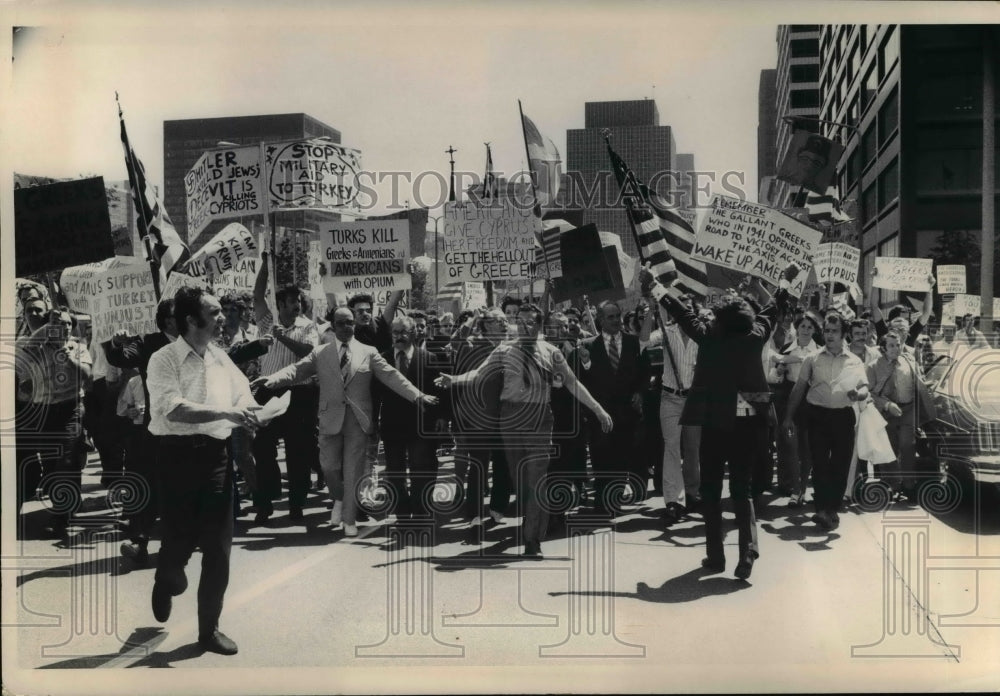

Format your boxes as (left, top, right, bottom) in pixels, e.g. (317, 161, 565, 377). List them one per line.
(408, 309, 427, 322)
(824, 312, 849, 336)
(519, 302, 544, 329)
(275, 285, 302, 305)
(155, 298, 176, 333)
(174, 287, 208, 334)
(564, 307, 582, 320)
(711, 295, 755, 335)
(500, 296, 522, 313)
(457, 309, 474, 324)
(887, 304, 909, 322)
(849, 319, 869, 335)
(348, 293, 374, 309)
(878, 328, 905, 350)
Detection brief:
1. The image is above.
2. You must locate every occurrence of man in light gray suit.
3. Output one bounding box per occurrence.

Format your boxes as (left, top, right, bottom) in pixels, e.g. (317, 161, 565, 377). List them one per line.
(253, 307, 438, 536)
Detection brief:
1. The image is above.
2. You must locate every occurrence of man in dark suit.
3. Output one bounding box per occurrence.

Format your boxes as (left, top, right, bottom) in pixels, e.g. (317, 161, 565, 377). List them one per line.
(642, 262, 798, 580)
(377, 315, 448, 520)
(573, 301, 647, 517)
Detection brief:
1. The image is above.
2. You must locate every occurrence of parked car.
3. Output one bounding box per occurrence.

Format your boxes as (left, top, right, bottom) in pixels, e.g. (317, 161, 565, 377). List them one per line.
(916, 348, 1000, 499)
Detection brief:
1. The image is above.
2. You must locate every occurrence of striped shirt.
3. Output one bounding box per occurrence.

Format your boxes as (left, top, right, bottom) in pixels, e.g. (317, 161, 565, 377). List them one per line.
(257, 312, 319, 376)
(656, 322, 697, 391)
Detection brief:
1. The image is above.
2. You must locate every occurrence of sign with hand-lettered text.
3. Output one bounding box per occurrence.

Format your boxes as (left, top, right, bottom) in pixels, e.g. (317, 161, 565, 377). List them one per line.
(872, 257, 933, 292)
(318, 220, 411, 295)
(60, 257, 157, 343)
(266, 138, 363, 212)
(185, 146, 263, 240)
(691, 195, 820, 297)
(812, 242, 861, 292)
(179, 223, 259, 297)
(936, 265, 966, 294)
(442, 200, 540, 282)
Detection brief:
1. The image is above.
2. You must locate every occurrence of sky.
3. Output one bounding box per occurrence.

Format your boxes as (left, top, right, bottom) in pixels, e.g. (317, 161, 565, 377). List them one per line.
(1, 1, 992, 225)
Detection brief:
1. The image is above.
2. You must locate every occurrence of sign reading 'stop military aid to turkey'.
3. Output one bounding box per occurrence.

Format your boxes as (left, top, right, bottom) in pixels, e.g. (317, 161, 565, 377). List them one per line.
(318, 220, 411, 294)
(266, 138, 363, 212)
(691, 195, 820, 297)
(442, 200, 540, 282)
(184, 145, 263, 240)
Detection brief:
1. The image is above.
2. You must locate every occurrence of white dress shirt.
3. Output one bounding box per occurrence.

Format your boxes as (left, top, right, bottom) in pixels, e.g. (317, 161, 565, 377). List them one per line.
(147, 336, 256, 439)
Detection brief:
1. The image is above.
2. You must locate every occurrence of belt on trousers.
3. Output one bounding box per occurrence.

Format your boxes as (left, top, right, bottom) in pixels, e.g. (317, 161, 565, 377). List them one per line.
(158, 434, 225, 448)
(662, 385, 689, 397)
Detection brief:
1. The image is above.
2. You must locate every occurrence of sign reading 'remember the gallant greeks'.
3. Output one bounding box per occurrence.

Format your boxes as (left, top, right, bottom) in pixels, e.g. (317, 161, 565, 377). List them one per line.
(442, 200, 541, 282)
(691, 195, 820, 297)
(873, 257, 934, 292)
(936, 265, 966, 294)
(185, 145, 263, 240)
(318, 220, 411, 295)
(266, 138, 363, 212)
(60, 257, 158, 342)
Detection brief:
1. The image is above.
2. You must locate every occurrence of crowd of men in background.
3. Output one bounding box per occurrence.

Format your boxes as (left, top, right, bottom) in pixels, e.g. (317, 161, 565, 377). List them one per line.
(12, 259, 999, 653)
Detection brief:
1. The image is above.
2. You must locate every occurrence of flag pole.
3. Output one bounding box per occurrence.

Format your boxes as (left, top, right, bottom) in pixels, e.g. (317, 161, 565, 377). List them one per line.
(117, 92, 162, 300)
(518, 100, 550, 291)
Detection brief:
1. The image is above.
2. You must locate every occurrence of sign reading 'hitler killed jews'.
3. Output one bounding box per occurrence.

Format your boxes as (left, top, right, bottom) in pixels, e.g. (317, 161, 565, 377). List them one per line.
(442, 200, 541, 282)
(318, 220, 411, 294)
(14, 177, 114, 276)
(692, 195, 820, 297)
(184, 145, 263, 240)
(266, 138, 363, 212)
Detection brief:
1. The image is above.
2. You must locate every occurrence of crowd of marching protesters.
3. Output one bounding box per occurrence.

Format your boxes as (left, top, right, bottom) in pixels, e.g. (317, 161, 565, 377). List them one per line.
(12, 258, 997, 654)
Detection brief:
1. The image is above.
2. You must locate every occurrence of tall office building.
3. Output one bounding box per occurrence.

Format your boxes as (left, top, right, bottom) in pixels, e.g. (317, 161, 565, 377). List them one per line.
(819, 24, 999, 304)
(772, 25, 822, 208)
(163, 113, 343, 251)
(757, 69, 778, 201)
(566, 99, 677, 258)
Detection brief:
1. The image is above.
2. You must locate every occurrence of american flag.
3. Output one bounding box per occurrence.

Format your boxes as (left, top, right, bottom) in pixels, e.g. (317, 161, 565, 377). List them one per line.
(606, 141, 707, 298)
(537, 218, 569, 279)
(118, 96, 189, 289)
(805, 185, 853, 226)
(436, 281, 464, 306)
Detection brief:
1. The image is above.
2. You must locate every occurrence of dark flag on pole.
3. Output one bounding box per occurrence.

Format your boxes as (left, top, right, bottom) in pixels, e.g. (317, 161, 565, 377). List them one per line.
(482, 143, 499, 201)
(605, 135, 707, 298)
(119, 94, 189, 291)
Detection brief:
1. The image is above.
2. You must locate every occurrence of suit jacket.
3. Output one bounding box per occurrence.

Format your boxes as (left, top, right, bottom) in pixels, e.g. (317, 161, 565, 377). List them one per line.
(866, 353, 936, 426)
(267, 341, 422, 436)
(661, 292, 784, 430)
(573, 332, 646, 422)
(376, 346, 447, 441)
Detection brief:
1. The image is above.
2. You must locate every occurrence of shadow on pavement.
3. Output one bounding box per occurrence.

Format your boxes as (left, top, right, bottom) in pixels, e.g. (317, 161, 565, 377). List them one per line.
(551, 567, 750, 604)
(37, 627, 168, 669)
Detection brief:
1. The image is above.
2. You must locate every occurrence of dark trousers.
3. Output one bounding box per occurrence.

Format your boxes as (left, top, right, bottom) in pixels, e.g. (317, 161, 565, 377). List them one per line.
(806, 404, 857, 514)
(124, 426, 158, 543)
(548, 400, 589, 507)
(252, 384, 318, 511)
(16, 398, 85, 531)
(84, 379, 126, 481)
(383, 437, 438, 519)
(460, 444, 510, 519)
(589, 410, 638, 513)
(699, 418, 765, 562)
(155, 435, 233, 637)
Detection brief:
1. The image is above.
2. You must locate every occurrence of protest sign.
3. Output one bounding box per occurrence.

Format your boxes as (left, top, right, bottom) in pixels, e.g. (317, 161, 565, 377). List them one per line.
(160, 271, 209, 300)
(60, 257, 157, 343)
(872, 257, 933, 292)
(441, 200, 540, 282)
(318, 220, 411, 295)
(180, 222, 260, 296)
(551, 224, 618, 302)
(15, 177, 115, 276)
(936, 265, 966, 294)
(464, 282, 487, 309)
(307, 241, 325, 299)
(812, 242, 861, 293)
(692, 195, 820, 296)
(185, 145, 263, 240)
(599, 231, 638, 289)
(266, 138, 363, 212)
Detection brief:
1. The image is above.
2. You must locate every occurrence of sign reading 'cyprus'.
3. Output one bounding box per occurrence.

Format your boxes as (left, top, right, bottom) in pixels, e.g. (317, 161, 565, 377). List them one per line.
(442, 200, 540, 282)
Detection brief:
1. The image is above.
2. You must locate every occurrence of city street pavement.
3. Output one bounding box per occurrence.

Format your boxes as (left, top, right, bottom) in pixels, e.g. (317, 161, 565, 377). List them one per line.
(4, 449, 999, 694)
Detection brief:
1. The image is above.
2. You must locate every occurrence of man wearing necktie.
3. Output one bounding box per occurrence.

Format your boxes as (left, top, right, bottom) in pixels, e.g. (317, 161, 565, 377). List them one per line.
(376, 316, 448, 521)
(574, 301, 647, 518)
(253, 307, 438, 537)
